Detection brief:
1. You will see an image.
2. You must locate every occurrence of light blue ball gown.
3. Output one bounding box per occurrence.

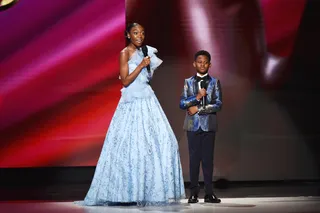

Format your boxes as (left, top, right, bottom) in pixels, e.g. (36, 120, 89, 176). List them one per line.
(77, 45, 185, 206)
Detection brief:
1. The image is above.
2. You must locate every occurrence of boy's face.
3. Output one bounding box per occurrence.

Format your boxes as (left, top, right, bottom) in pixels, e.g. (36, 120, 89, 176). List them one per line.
(193, 55, 211, 75)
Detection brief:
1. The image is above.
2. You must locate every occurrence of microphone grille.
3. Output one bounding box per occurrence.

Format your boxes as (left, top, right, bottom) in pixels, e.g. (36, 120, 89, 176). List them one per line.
(141, 45, 148, 56)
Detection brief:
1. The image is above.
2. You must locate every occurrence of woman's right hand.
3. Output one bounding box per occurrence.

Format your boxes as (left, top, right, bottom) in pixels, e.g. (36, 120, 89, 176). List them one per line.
(139, 56, 151, 69)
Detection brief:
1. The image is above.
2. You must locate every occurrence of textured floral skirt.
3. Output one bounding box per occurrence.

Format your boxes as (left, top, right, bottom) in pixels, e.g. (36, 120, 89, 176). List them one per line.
(76, 94, 185, 206)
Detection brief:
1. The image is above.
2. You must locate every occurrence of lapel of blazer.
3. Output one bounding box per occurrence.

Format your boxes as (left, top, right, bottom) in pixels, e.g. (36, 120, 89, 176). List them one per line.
(206, 76, 214, 103)
(192, 76, 198, 95)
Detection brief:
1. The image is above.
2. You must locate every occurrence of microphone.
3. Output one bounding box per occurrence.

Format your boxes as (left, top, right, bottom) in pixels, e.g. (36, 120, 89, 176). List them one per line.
(141, 45, 150, 73)
(198, 80, 206, 107)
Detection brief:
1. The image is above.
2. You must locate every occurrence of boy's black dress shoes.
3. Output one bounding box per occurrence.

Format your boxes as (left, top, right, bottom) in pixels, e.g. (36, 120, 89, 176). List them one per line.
(188, 195, 199, 203)
(204, 194, 221, 203)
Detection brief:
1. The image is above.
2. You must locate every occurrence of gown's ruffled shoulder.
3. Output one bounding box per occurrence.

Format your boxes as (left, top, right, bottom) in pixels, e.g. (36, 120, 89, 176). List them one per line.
(146, 45, 163, 72)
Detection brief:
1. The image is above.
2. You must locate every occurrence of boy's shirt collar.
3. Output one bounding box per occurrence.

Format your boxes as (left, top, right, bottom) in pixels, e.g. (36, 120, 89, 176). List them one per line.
(196, 73, 208, 78)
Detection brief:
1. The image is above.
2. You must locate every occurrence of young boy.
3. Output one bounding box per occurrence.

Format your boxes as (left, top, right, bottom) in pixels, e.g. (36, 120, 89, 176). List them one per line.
(180, 50, 222, 203)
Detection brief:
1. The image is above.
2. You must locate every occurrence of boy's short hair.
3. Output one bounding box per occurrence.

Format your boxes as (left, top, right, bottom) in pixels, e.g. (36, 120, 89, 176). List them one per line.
(194, 50, 211, 62)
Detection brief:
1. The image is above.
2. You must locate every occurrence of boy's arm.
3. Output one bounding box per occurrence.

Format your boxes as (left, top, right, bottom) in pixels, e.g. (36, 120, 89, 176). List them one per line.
(198, 79, 222, 114)
(179, 79, 200, 110)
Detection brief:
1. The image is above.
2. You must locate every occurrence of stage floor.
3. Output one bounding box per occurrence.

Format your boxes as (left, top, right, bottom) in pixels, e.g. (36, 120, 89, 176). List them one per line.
(1, 197, 320, 213)
(1, 183, 320, 212)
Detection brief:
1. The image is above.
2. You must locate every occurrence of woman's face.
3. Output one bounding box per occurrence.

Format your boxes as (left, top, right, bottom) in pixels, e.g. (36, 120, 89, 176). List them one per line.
(128, 25, 145, 47)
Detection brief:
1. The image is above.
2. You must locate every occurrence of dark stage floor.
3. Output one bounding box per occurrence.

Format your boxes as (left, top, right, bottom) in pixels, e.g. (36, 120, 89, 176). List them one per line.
(1, 181, 319, 201)
(1, 182, 320, 213)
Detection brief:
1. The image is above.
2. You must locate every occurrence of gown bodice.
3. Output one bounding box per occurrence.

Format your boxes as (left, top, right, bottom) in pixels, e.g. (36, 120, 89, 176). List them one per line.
(120, 45, 163, 102)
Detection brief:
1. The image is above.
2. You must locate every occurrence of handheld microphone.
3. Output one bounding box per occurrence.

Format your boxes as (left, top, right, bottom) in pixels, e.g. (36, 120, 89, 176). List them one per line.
(198, 80, 206, 107)
(141, 45, 150, 73)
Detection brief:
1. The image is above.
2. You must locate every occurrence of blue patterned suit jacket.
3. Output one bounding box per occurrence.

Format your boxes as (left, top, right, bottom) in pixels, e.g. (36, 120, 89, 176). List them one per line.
(180, 75, 222, 132)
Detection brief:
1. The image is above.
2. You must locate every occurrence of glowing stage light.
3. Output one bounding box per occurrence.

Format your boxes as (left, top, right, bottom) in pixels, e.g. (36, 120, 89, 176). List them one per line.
(0, 0, 18, 11)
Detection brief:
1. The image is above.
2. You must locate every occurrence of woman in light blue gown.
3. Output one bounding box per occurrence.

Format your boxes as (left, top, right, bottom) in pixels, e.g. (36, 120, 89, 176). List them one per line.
(77, 23, 185, 206)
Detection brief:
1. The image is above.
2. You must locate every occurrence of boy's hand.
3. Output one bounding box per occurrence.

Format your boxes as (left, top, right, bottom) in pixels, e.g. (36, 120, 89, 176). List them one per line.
(188, 106, 199, 116)
(196, 88, 206, 100)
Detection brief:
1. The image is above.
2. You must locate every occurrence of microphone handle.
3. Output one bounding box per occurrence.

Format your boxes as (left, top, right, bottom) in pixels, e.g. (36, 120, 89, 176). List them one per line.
(202, 96, 206, 107)
(198, 80, 206, 107)
(142, 47, 151, 72)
